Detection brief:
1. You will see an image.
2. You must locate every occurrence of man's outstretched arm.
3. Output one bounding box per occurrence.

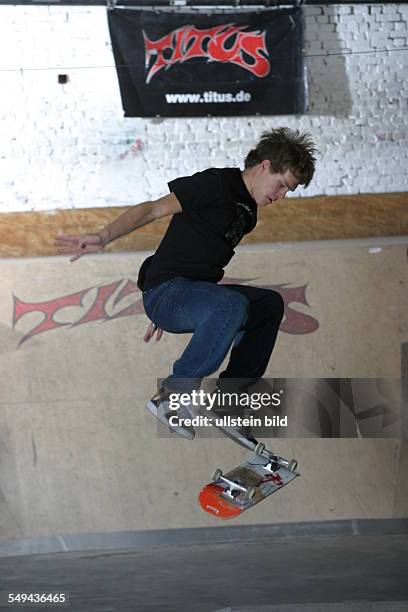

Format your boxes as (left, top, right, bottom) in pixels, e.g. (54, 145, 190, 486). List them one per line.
(54, 192, 182, 262)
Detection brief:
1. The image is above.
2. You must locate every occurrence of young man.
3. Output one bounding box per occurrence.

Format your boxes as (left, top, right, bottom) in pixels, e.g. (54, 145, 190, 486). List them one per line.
(56, 127, 317, 447)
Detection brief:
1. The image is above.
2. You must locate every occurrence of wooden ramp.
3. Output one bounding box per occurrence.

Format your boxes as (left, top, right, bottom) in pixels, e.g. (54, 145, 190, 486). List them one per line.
(0, 237, 407, 540)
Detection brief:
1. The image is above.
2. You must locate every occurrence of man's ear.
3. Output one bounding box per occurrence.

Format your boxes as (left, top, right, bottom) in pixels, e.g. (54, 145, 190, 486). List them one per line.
(260, 159, 271, 173)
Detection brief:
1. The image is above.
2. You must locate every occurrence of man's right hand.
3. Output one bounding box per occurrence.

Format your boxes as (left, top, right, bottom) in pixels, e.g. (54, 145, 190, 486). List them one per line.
(54, 233, 105, 262)
(143, 321, 164, 343)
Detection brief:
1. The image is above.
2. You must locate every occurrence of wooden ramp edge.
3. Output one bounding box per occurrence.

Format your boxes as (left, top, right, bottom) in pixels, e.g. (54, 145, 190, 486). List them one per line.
(1, 192, 407, 258)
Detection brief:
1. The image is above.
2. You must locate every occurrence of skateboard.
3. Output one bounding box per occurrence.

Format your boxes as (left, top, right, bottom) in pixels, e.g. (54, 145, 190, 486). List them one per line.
(199, 443, 299, 519)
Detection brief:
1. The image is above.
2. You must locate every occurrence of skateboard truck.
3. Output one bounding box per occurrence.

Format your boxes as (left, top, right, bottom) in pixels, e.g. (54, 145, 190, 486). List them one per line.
(212, 468, 255, 500)
(255, 442, 298, 473)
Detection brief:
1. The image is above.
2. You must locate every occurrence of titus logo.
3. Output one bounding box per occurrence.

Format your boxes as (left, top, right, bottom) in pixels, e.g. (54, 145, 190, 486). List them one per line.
(13, 278, 318, 347)
(143, 24, 270, 84)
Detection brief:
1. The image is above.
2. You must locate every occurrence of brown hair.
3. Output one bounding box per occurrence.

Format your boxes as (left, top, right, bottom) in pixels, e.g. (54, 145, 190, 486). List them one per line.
(244, 127, 317, 187)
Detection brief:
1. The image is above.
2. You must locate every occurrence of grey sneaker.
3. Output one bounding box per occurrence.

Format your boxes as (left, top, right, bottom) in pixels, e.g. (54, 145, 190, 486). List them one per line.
(237, 407, 258, 446)
(146, 387, 196, 440)
(198, 396, 258, 450)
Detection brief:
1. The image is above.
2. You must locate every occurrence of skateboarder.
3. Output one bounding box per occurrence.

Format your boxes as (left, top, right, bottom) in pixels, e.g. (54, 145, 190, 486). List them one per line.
(55, 127, 317, 445)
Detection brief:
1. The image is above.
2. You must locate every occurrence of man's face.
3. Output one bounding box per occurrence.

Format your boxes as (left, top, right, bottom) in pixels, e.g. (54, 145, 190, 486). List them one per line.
(252, 160, 300, 207)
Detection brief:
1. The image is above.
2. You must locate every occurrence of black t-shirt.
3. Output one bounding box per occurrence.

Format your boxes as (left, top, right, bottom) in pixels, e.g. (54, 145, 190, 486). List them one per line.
(137, 167, 257, 291)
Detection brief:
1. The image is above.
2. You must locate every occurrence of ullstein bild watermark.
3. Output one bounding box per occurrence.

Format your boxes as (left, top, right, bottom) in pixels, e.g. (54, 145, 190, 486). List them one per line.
(168, 412, 287, 429)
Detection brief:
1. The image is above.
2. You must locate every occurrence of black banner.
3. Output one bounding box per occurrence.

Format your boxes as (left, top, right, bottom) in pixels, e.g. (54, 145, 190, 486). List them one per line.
(108, 8, 306, 118)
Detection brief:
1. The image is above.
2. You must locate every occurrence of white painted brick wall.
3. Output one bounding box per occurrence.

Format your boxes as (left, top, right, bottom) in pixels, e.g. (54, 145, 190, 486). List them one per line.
(0, 4, 407, 212)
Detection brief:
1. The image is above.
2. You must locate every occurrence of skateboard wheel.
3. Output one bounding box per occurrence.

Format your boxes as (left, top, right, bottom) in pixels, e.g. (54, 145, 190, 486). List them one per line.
(255, 442, 265, 456)
(288, 459, 298, 472)
(247, 487, 256, 500)
(212, 468, 223, 482)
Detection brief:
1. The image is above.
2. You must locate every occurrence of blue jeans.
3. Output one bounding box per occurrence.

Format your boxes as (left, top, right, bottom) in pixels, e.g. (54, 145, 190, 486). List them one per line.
(142, 276, 284, 393)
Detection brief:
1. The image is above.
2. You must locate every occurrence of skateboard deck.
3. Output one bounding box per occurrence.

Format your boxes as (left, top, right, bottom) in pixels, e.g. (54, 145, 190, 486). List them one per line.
(199, 443, 299, 519)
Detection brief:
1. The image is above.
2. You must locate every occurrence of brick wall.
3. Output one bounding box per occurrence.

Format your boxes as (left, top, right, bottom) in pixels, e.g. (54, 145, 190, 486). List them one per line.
(0, 4, 407, 212)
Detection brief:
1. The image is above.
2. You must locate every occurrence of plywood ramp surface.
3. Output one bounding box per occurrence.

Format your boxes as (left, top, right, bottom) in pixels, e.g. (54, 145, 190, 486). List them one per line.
(0, 240, 406, 539)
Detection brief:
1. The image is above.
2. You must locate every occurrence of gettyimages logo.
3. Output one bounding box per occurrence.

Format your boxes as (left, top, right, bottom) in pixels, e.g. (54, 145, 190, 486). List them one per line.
(155, 378, 404, 439)
(168, 389, 282, 412)
(167, 388, 287, 431)
(143, 24, 270, 84)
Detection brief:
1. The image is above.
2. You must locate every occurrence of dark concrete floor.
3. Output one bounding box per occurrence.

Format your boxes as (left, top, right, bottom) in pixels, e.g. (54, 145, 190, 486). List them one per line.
(0, 522, 407, 612)
(218, 605, 408, 611)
